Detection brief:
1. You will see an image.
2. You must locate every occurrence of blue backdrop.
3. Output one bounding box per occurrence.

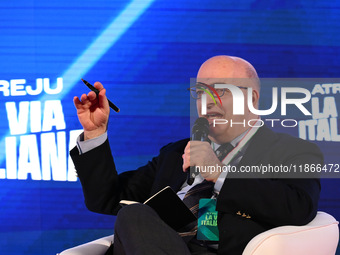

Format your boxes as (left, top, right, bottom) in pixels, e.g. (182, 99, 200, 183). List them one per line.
(0, 1, 339, 254)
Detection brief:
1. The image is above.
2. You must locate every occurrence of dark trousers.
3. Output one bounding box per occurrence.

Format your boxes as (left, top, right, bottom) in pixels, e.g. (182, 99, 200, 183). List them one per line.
(111, 204, 217, 255)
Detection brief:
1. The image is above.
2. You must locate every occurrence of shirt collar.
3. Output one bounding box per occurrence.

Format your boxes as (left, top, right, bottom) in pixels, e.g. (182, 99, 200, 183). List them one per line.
(211, 128, 250, 151)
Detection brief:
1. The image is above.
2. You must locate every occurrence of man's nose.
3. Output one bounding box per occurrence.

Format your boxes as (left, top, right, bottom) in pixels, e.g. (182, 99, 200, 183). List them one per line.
(205, 92, 216, 103)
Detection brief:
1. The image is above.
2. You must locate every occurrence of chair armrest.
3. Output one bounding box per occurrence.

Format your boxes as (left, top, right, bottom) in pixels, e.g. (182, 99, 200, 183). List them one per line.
(58, 235, 113, 255)
(58, 212, 339, 255)
(243, 212, 339, 255)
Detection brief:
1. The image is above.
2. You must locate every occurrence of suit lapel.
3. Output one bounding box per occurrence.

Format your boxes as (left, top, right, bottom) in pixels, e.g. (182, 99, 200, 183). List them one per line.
(239, 126, 278, 167)
(169, 164, 187, 192)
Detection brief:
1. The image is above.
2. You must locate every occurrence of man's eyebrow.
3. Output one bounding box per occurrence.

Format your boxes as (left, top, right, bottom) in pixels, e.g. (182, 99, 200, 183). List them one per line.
(195, 82, 227, 87)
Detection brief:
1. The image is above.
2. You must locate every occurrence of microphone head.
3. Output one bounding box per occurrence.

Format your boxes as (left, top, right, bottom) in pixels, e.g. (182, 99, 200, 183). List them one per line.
(192, 117, 209, 141)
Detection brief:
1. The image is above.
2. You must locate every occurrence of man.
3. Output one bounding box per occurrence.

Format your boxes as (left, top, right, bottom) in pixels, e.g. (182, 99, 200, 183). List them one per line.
(71, 55, 322, 254)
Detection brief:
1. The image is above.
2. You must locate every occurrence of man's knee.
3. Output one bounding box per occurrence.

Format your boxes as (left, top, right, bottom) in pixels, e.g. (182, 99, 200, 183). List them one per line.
(115, 204, 155, 231)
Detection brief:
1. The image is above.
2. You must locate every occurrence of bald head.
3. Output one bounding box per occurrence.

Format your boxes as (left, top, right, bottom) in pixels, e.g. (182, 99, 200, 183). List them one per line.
(197, 55, 260, 91)
(194, 56, 261, 143)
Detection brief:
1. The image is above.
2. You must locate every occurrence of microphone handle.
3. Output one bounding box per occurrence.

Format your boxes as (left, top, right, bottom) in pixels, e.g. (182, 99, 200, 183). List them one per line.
(186, 134, 208, 185)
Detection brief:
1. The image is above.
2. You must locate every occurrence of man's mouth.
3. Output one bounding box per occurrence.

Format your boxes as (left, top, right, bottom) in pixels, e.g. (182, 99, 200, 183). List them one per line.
(204, 113, 224, 121)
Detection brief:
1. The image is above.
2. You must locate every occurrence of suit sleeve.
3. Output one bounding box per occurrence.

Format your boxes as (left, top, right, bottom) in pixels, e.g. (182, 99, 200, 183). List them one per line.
(70, 139, 159, 215)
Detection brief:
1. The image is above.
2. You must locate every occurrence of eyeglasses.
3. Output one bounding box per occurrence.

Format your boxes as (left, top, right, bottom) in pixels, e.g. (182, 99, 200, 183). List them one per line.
(187, 82, 248, 100)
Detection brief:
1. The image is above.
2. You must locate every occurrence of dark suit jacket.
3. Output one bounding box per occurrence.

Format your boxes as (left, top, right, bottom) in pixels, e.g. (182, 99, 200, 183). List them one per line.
(70, 126, 322, 254)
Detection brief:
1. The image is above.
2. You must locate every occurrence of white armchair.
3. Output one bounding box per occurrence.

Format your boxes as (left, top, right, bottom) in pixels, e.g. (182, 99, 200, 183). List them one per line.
(242, 211, 339, 255)
(58, 211, 339, 255)
(58, 234, 113, 255)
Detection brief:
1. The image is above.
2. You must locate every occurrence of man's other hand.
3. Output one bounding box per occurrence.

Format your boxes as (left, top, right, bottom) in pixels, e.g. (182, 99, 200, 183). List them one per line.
(182, 141, 223, 182)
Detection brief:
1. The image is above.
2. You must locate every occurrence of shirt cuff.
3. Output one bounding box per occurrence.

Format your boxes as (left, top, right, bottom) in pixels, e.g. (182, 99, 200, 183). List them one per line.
(76, 132, 108, 154)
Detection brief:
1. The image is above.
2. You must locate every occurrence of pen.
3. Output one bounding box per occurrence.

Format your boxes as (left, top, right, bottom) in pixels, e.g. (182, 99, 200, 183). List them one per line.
(81, 79, 120, 113)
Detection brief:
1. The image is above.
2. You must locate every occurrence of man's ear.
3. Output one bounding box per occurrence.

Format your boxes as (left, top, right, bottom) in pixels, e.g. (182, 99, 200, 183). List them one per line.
(252, 89, 260, 108)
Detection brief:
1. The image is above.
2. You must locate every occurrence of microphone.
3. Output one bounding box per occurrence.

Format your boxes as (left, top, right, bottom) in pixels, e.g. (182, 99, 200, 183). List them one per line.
(186, 117, 210, 185)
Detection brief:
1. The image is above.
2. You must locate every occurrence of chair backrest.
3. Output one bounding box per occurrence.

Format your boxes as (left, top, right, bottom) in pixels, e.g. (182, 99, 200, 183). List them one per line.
(243, 211, 339, 255)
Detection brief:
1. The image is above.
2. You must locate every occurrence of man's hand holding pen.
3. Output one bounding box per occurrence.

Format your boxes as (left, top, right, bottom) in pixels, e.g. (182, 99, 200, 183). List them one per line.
(73, 81, 110, 141)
